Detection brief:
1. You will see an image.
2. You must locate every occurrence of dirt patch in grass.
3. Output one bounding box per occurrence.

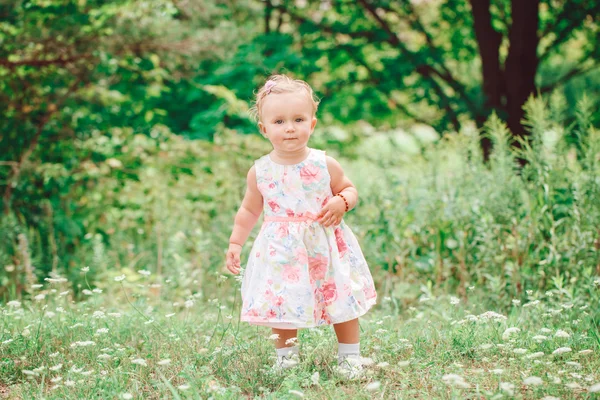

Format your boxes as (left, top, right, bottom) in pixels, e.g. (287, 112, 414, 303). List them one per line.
(0, 383, 10, 399)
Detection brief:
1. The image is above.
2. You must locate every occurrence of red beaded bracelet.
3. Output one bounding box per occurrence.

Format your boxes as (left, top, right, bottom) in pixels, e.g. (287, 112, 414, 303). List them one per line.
(335, 193, 349, 212)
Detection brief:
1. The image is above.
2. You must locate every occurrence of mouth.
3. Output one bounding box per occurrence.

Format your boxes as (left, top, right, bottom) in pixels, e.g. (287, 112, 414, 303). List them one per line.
(284, 138, 297, 141)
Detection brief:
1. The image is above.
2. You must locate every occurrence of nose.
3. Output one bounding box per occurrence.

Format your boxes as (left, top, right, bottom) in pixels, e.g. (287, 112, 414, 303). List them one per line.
(285, 123, 294, 132)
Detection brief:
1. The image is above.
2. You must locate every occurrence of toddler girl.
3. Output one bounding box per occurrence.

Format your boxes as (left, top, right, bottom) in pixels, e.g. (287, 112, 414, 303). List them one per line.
(226, 74, 377, 378)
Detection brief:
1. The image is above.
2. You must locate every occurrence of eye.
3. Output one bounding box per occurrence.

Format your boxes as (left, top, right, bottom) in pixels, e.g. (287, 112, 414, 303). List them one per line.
(275, 120, 283, 124)
(295, 118, 304, 122)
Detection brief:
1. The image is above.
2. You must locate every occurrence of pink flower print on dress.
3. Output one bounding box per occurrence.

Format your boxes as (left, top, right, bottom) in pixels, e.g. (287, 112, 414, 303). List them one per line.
(276, 223, 289, 239)
(286, 208, 295, 217)
(266, 309, 277, 319)
(282, 265, 301, 283)
(308, 254, 329, 282)
(268, 200, 280, 213)
(334, 228, 348, 257)
(294, 247, 308, 265)
(299, 164, 322, 185)
(320, 278, 338, 304)
(244, 308, 260, 317)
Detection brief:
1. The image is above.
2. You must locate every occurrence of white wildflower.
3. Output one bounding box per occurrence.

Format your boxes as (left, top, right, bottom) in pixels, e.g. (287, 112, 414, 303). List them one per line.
(398, 361, 410, 367)
(70, 341, 95, 348)
(526, 352, 545, 359)
(566, 361, 582, 369)
(365, 382, 381, 391)
(165, 313, 175, 318)
(97, 354, 111, 360)
(268, 334, 280, 341)
(512, 299, 521, 306)
(81, 266, 90, 273)
(137, 269, 151, 276)
(157, 359, 171, 366)
(533, 335, 548, 342)
(122, 394, 133, 400)
(450, 296, 460, 305)
(502, 327, 520, 341)
(513, 348, 528, 354)
(500, 382, 515, 396)
(131, 358, 147, 366)
(45, 277, 68, 284)
(82, 289, 93, 295)
(285, 337, 298, 345)
(442, 374, 469, 388)
(7, 300, 21, 308)
(523, 300, 540, 307)
(49, 364, 62, 371)
(51, 377, 62, 383)
(95, 328, 109, 335)
(114, 275, 126, 282)
(589, 383, 600, 393)
(523, 376, 544, 386)
(92, 288, 103, 294)
(566, 382, 581, 389)
(184, 300, 194, 308)
(178, 384, 190, 390)
(376, 362, 390, 368)
(578, 349, 593, 355)
(31, 284, 43, 289)
(22, 369, 39, 376)
(65, 380, 75, 387)
(34, 294, 46, 301)
(553, 347, 572, 355)
(555, 330, 570, 338)
(479, 343, 494, 350)
(311, 371, 320, 385)
(93, 311, 106, 319)
(289, 389, 305, 397)
(108, 313, 121, 318)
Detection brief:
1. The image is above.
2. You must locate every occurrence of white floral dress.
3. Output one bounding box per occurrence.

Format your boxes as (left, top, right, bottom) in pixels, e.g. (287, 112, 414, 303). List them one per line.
(240, 148, 377, 329)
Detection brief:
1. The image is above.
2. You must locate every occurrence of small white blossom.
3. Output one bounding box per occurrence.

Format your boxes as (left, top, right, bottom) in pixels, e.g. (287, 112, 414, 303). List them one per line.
(137, 269, 151, 276)
(81, 266, 90, 273)
(157, 359, 171, 366)
(442, 374, 469, 388)
(526, 352, 545, 359)
(579, 349, 593, 355)
(311, 371, 320, 385)
(532, 335, 548, 342)
(523, 376, 544, 386)
(114, 275, 126, 282)
(365, 382, 381, 391)
(122, 394, 133, 400)
(178, 384, 190, 390)
(500, 382, 515, 396)
(502, 327, 520, 341)
(7, 300, 21, 308)
(34, 294, 46, 301)
(450, 296, 460, 305)
(131, 358, 147, 366)
(589, 383, 600, 393)
(555, 330, 571, 338)
(513, 348, 528, 354)
(268, 334, 280, 341)
(553, 347, 572, 355)
(49, 364, 62, 371)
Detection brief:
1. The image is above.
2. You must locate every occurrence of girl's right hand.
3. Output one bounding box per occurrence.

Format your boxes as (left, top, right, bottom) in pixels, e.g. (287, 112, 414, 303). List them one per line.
(226, 243, 242, 274)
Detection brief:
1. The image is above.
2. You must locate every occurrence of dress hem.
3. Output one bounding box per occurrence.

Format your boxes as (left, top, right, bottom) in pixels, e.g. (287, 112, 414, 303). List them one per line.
(241, 296, 377, 330)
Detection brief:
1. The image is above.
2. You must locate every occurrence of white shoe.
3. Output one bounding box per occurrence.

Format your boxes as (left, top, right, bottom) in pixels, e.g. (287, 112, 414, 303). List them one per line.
(335, 355, 364, 380)
(272, 353, 300, 372)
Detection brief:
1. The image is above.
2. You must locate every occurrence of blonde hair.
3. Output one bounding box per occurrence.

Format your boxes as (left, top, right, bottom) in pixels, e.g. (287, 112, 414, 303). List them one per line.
(249, 74, 320, 122)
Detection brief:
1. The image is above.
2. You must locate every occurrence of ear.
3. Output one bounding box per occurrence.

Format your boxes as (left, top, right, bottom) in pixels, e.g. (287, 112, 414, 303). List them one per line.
(258, 121, 267, 137)
(310, 117, 317, 133)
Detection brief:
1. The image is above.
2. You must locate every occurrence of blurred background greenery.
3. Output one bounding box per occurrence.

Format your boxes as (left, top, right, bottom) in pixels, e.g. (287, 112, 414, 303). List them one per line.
(1, 0, 599, 306)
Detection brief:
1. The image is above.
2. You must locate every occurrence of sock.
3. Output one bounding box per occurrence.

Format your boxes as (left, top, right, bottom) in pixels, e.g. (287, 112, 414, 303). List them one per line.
(276, 345, 299, 362)
(338, 342, 360, 364)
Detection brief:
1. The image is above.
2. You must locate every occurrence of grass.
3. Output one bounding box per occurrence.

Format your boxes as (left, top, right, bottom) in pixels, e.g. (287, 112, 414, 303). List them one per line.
(1, 273, 599, 399)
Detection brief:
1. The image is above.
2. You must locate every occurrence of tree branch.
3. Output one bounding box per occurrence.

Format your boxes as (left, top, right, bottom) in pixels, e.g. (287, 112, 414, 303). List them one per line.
(540, 63, 600, 93)
(538, 2, 600, 65)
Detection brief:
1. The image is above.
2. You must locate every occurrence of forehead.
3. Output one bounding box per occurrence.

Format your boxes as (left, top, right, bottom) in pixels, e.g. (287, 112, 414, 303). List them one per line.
(261, 91, 313, 116)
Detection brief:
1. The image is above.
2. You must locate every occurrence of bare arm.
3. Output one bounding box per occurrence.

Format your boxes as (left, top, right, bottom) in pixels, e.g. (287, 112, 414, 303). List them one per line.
(327, 156, 358, 211)
(226, 166, 263, 274)
(229, 165, 263, 246)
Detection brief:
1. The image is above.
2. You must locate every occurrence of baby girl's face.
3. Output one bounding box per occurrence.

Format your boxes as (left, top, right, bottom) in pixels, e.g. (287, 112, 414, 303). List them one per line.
(259, 91, 317, 153)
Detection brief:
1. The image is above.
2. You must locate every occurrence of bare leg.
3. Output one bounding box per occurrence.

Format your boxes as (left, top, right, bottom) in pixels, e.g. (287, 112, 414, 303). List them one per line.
(333, 318, 359, 343)
(272, 328, 298, 349)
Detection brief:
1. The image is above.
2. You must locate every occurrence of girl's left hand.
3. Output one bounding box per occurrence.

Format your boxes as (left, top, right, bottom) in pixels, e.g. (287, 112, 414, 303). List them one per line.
(317, 196, 345, 227)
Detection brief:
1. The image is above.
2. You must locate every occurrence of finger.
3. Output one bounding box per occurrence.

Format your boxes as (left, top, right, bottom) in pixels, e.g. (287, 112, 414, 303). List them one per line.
(319, 210, 331, 221)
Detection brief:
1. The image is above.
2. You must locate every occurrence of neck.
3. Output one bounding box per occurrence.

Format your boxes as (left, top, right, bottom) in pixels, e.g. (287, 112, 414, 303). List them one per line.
(271, 147, 310, 163)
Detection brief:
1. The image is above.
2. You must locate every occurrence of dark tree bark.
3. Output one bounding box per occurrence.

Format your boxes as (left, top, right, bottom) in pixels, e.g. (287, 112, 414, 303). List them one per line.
(505, 0, 540, 146)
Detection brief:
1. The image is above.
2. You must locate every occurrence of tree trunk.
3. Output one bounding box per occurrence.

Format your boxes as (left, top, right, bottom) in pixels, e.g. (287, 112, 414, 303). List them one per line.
(504, 0, 540, 147)
(469, 0, 505, 160)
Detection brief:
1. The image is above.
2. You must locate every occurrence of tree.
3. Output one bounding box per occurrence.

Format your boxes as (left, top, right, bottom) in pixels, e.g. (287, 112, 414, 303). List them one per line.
(271, 0, 600, 156)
